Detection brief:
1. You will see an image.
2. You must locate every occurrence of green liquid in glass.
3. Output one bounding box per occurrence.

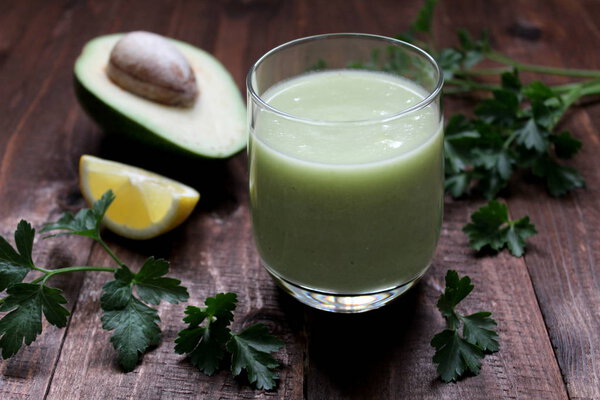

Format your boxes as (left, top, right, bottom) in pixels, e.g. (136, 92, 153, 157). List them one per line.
(250, 69, 443, 293)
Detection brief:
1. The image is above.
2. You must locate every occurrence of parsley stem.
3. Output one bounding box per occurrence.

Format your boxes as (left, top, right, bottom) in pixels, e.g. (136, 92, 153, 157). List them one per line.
(446, 78, 500, 92)
(552, 81, 600, 128)
(553, 80, 596, 93)
(443, 87, 475, 95)
(503, 130, 519, 150)
(447, 75, 600, 97)
(487, 51, 600, 79)
(46, 266, 116, 274)
(32, 265, 53, 274)
(457, 67, 511, 76)
(30, 266, 117, 285)
(560, 88, 584, 112)
(554, 79, 600, 96)
(97, 239, 127, 268)
(576, 82, 600, 98)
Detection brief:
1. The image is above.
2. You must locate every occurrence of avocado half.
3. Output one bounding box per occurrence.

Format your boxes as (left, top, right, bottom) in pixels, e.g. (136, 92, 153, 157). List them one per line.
(74, 34, 246, 158)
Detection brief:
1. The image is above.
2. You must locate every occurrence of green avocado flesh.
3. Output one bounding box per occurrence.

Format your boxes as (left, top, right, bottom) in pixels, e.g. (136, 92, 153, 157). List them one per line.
(74, 34, 246, 158)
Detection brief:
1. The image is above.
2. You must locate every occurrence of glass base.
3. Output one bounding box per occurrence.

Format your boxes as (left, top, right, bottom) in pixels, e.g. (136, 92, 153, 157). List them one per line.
(266, 268, 423, 313)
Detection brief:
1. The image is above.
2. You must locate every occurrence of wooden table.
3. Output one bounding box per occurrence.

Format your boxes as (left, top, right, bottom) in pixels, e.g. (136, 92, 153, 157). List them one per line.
(1, 0, 599, 398)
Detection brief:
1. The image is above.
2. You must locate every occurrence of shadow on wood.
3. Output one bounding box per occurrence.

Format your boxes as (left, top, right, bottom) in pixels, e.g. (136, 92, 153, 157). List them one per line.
(304, 284, 421, 399)
(95, 133, 242, 215)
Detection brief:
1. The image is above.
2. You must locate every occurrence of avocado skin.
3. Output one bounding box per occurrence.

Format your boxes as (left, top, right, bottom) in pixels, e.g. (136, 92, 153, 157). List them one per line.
(74, 76, 245, 159)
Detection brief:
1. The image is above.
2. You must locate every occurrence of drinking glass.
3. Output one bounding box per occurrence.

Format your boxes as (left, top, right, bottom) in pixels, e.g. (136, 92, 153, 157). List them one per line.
(247, 33, 443, 313)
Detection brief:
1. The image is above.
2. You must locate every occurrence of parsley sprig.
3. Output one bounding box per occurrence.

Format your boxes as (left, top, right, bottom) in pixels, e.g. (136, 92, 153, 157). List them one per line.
(402, 1, 597, 199)
(432, 270, 499, 382)
(398, 0, 600, 256)
(175, 293, 283, 390)
(463, 200, 537, 257)
(444, 72, 585, 199)
(0, 191, 189, 371)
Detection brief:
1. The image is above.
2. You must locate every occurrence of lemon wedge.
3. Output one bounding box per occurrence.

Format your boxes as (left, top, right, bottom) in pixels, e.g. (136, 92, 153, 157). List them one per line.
(79, 155, 199, 239)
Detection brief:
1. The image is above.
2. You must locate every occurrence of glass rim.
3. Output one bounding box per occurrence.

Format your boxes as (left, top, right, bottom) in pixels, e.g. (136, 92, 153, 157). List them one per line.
(246, 32, 444, 126)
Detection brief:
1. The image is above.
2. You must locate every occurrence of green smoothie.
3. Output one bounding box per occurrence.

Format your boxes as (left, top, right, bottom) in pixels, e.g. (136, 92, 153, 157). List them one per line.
(249, 69, 443, 294)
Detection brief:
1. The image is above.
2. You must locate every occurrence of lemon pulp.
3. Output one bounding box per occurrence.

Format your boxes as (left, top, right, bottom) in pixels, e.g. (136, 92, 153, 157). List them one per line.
(80, 155, 199, 239)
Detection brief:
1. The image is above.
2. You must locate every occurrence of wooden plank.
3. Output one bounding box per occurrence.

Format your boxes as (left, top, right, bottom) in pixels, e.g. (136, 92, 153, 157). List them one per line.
(305, 199, 569, 399)
(474, 0, 600, 398)
(45, 157, 305, 400)
(0, 1, 114, 398)
(0, 0, 183, 398)
(299, 0, 568, 398)
(43, 1, 306, 399)
(1, 0, 597, 398)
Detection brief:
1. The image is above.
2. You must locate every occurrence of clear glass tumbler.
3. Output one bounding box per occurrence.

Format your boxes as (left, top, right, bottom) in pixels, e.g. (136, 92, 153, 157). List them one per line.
(247, 33, 444, 313)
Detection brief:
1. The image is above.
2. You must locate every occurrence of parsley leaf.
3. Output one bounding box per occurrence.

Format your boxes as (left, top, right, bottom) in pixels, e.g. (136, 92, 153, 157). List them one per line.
(101, 259, 189, 371)
(0, 263, 30, 293)
(550, 131, 582, 159)
(463, 200, 537, 257)
(431, 329, 483, 382)
(175, 293, 283, 390)
(456, 29, 490, 68)
(101, 296, 160, 371)
(442, 72, 585, 199)
(431, 270, 499, 382)
(400, 1, 589, 198)
(410, 0, 438, 33)
(174, 293, 237, 375)
(41, 190, 115, 239)
(134, 257, 189, 305)
(532, 156, 585, 197)
(101, 266, 135, 309)
(514, 118, 548, 153)
(13, 221, 35, 268)
(444, 114, 480, 173)
(0, 283, 69, 358)
(437, 48, 464, 80)
(471, 146, 513, 200)
(475, 88, 520, 126)
(436, 270, 473, 328)
(444, 173, 471, 198)
(101, 266, 160, 371)
(436, 31, 490, 80)
(522, 80, 555, 102)
(228, 324, 283, 390)
(460, 312, 499, 352)
(0, 221, 36, 291)
(0, 193, 190, 371)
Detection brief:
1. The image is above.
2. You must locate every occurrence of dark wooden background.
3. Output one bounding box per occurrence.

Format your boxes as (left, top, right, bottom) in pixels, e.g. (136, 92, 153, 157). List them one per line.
(1, 0, 599, 399)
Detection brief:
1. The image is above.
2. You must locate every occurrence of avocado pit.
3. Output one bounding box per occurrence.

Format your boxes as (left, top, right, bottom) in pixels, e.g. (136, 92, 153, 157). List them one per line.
(107, 31, 198, 107)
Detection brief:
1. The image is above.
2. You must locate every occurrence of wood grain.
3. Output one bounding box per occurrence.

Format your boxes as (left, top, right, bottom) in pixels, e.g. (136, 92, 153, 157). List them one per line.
(453, 1, 600, 398)
(0, 1, 107, 398)
(0, 0, 599, 399)
(304, 199, 568, 399)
